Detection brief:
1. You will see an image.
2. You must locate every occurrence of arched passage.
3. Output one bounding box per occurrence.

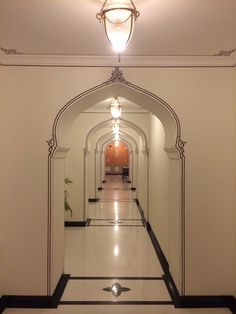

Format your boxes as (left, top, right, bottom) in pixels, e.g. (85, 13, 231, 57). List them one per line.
(95, 132, 138, 194)
(47, 68, 186, 296)
(84, 119, 146, 206)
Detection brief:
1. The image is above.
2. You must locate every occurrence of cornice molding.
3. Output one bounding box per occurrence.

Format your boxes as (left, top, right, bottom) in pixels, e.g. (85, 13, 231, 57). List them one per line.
(0, 53, 235, 67)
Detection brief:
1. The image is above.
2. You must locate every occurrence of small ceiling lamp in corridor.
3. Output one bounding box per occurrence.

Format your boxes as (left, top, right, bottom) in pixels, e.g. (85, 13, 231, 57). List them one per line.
(112, 121, 120, 134)
(96, 0, 140, 53)
(110, 97, 122, 119)
(114, 133, 120, 140)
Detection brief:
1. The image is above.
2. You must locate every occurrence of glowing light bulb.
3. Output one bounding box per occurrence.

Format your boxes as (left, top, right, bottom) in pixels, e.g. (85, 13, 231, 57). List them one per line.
(113, 245, 119, 256)
(113, 123, 120, 134)
(110, 98, 122, 119)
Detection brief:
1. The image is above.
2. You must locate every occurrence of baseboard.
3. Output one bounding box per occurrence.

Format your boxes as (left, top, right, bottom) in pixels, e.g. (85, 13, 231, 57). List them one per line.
(180, 295, 236, 313)
(146, 221, 236, 313)
(229, 300, 236, 314)
(146, 222, 169, 272)
(88, 198, 99, 202)
(134, 199, 147, 226)
(0, 297, 5, 314)
(64, 221, 87, 227)
(2, 274, 70, 310)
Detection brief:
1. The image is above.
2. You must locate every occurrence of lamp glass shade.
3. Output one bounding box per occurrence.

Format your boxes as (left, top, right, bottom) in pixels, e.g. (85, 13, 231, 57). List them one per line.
(110, 99, 122, 119)
(104, 5, 134, 53)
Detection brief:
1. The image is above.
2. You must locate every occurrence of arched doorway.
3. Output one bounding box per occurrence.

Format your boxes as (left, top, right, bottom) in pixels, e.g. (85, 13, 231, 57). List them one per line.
(47, 68, 186, 296)
(104, 140, 129, 176)
(84, 119, 147, 217)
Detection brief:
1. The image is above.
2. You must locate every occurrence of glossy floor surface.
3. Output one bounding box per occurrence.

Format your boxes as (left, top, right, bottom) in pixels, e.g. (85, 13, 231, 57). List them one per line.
(5, 176, 230, 313)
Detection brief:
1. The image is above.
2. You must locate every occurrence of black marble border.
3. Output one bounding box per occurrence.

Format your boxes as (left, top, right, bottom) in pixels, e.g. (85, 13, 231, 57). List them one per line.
(135, 199, 147, 227)
(60, 301, 173, 305)
(89, 225, 144, 227)
(0, 297, 5, 314)
(69, 276, 164, 280)
(1, 274, 69, 311)
(64, 221, 87, 227)
(180, 295, 236, 312)
(89, 219, 142, 221)
(88, 198, 99, 202)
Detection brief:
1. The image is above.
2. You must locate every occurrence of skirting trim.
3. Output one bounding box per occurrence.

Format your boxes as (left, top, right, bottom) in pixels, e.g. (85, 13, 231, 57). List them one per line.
(1, 274, 70, 311)
(146, 222, 236, 313)
(180, 295, 236, 312)
(0, 297, 5, 314)
(64, 221, 87, 227)
(88, 198, 99, 202)
(135, 199, 147, 227)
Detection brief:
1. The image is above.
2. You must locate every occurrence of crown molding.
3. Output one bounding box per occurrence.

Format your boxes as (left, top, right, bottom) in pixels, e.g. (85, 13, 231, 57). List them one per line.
(0, 53, 235, 67)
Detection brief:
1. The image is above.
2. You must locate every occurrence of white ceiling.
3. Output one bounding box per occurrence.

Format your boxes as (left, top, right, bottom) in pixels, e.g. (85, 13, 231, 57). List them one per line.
(0, 0, 235, 57)
(84, 97, 148, 113)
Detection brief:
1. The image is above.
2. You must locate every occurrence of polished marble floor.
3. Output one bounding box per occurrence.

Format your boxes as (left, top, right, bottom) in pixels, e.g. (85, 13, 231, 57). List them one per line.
(4, 176, 230, 313)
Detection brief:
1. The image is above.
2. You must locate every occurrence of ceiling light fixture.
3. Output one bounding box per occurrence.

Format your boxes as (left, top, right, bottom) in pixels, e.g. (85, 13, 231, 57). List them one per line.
(114, 133, 120, 140)
(96, 0, 140, 54)
(113, 122, 120, 134)
(110, 97, 122, 119)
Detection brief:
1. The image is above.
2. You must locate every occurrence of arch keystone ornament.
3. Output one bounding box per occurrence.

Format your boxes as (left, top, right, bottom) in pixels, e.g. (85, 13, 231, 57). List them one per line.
(106, 66, 129, 84)
(47, 67, 186, 296)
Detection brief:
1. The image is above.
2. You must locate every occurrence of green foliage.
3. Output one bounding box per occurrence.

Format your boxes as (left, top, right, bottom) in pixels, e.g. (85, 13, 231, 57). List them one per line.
(64, 177, 73, 217)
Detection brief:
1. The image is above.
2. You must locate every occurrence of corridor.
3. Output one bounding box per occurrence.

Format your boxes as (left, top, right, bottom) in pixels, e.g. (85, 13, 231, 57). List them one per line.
(5, 176, 230, 313)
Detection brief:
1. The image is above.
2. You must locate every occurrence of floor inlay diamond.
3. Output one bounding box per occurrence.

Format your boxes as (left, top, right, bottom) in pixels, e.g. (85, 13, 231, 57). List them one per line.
(103, 282, 130, 297)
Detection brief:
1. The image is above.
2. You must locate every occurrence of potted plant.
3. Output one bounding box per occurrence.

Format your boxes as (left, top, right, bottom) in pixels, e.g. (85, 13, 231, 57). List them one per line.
(64, 177, 73, 217)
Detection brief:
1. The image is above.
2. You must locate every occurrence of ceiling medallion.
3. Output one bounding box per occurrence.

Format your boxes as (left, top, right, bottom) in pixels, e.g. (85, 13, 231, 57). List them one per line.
(103, 282, 130, 297)
(96, 0, 140, 54)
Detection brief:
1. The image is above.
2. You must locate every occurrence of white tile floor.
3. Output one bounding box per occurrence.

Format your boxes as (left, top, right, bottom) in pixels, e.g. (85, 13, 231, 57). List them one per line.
(4, 176, 231, 313)
(61, 279, 171, 302)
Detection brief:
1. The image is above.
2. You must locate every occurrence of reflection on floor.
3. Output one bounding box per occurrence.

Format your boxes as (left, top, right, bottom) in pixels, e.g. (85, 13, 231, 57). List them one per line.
(5, 176, 230, 313)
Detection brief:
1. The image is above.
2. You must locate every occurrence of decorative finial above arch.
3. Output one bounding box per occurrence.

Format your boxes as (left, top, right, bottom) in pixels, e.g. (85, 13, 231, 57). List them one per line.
(106, 67, 129, 84)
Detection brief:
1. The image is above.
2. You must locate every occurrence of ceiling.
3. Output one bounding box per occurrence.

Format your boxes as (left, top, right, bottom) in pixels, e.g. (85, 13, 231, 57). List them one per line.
(84, 97, 148, 113)
(0, 0, 235, 58)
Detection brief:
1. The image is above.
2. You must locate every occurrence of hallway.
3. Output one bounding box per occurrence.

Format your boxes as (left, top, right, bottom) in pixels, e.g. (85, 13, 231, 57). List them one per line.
(63, 175, 170, 303)
(4, 176, 230, 313)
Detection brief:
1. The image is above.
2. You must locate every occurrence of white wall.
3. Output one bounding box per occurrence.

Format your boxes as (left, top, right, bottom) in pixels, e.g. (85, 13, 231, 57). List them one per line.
(148, 114, 169, 259)
(65, 113, 111, 221)
(137, 136, 148, 217)
(0, 66, 235, 297)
